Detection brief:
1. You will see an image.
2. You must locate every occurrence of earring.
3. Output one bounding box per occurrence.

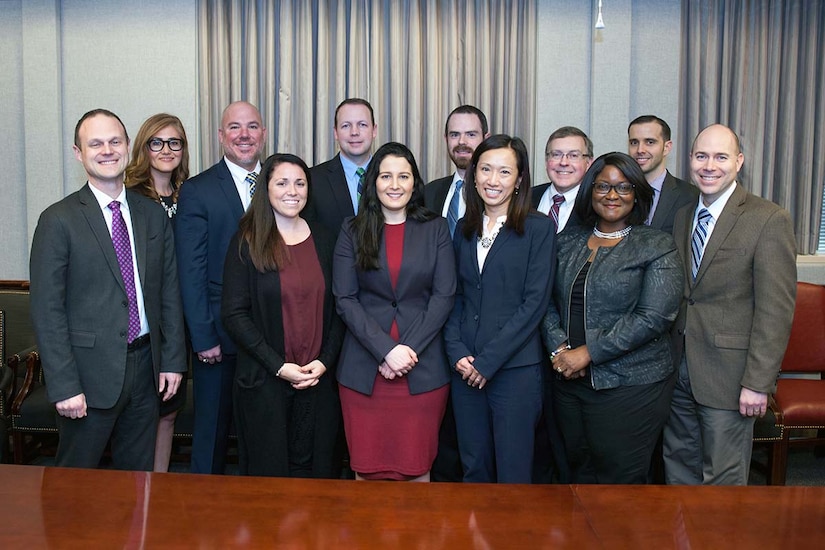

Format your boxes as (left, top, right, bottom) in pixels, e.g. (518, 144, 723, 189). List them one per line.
(515, 187, 520, 195)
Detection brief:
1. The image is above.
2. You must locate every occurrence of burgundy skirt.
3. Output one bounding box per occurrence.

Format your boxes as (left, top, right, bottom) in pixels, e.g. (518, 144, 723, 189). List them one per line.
(340, 374, 448, 480)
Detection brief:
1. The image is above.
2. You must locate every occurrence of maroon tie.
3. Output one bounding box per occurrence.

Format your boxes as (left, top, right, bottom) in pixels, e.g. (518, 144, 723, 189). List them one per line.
(550, 194, 565, 230)
(109, 201, 140, 342)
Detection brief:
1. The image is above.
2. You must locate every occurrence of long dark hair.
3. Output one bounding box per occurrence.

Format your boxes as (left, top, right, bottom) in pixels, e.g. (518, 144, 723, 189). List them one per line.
(574, 152, 653, 227)
(351, 142, 436, 270)
(461, 134, 532, 240)
(237, 153, 311, 272)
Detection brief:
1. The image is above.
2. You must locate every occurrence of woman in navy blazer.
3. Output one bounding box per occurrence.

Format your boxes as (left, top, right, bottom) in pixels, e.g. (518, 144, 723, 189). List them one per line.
(444, 134, 556, 483)
(333, 142, 456, 481)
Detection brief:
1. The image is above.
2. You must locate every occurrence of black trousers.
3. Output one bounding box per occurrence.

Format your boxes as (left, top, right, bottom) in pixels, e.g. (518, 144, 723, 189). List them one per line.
(56, 341, 158, 471)
(554, 371, 676, 484)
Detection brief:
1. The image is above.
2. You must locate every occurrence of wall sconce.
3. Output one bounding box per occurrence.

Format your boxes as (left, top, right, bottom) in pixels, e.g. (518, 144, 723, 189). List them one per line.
(595, 0, 605, 29)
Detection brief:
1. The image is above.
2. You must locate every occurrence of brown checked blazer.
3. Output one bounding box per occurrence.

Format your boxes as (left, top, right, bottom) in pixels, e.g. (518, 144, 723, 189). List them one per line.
(671, 183, 796, 410)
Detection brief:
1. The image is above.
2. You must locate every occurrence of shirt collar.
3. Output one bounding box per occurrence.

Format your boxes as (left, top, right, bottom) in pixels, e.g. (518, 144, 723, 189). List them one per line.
(88, 182, 128, 211)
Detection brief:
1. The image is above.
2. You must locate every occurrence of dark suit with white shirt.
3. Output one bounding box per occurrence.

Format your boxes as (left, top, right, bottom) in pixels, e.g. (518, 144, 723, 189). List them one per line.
(306, 154, 356, 235)
(648, 172, 698, 234)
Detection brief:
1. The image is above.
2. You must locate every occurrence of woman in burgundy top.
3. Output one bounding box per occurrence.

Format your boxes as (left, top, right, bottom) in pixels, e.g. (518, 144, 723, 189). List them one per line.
(334, 142, 456, 481)
(222, 153, 344, 477)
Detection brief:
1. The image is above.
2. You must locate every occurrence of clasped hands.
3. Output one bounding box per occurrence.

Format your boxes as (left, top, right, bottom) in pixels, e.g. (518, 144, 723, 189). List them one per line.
(551, 344, 590, 380)
(456, 355, 487, 389)
(277, 360, 327, 389)
(379, 344, 418, 380)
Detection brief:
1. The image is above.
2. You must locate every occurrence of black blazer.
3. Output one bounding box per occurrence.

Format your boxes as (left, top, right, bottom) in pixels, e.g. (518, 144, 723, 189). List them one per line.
(444, 213, 556, 380)
(649, 171, 699, 234)
(30, 184, 186, 408)
(333, 216, 456, 395)
(531, 182, 582, 232)
(306, 154, 356, 234)
(425, 175, 454, 214)
(176, 159, 245, 354)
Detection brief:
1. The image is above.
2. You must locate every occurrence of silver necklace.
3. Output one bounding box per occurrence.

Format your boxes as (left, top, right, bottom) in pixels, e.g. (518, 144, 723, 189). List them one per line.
(159, 199, 177, 219)
(478, 230, 499, 248)
(593, 225, 632, 239)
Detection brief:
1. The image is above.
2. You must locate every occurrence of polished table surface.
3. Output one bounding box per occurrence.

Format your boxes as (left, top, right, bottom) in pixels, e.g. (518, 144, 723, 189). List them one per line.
(2, 464, 824, 548)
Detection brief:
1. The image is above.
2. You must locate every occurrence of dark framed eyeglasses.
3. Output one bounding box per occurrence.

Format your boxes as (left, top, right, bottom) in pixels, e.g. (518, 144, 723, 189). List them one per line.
(592, 182, 635, 195)
(147, 138, 184, 152)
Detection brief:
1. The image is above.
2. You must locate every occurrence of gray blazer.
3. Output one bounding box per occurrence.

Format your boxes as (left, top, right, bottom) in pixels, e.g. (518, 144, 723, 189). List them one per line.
(333, 216, 456, 395)
(30, 184, 186, 408)
(671, 184, 797, 410)
(542, 225, 683, 390)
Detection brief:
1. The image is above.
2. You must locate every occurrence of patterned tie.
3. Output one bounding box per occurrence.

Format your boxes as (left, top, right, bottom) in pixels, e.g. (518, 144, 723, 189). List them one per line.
(246, 172, 258, 198)
(447, 180, 463, 237)
(550, 193, 565, 230)
(109, 201, 141, 342)
(690, 208, 713, 280)
(356, 167, 366, 204)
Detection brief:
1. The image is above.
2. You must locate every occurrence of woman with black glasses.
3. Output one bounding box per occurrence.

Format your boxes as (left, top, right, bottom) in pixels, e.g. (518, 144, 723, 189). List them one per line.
(541, 151, 683, 484)
(125, 113, 190, 472)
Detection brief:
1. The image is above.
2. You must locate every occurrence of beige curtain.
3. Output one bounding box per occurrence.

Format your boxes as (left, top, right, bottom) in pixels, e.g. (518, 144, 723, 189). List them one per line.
(679, 0, 825, 254)
(197, 0, 537, 184)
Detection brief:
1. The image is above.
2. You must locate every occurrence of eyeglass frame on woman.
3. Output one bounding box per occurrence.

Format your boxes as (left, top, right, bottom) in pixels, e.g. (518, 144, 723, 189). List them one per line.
(147, 138, 184, 152)
(592, 182, 635, 195)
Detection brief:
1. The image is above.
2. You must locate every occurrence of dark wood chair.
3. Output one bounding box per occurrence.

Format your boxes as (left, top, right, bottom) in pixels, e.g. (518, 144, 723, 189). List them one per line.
(766, 281, 825, 485)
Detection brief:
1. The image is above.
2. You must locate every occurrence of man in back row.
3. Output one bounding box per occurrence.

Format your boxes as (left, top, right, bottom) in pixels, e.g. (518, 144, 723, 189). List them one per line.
(425, 105, 490, 237)
(532, 126, 593, 233)
(305, 98, 378, 234)
(627, 115, 698, 233)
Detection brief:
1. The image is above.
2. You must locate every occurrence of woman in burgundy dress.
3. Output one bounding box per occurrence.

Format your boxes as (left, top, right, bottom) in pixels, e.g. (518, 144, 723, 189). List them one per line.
(333, 142, 456, 481)
(222, 153, 344, 477)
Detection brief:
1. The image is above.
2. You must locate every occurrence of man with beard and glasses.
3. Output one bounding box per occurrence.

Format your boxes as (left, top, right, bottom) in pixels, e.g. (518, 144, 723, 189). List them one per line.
(425, 105, 490, 237)
(532, 126, 593, 234)
(628, 115, 698, 234)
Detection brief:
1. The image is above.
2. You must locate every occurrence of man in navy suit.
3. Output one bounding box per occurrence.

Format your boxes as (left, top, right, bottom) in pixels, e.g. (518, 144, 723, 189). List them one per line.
(305, 98, 377, 234)
(176, 101, 267, 474)
(425, 105, 490, 233)
(30, 109, 186, 470)
(628, 115, 698, 234)
(532, 126, 593, 233)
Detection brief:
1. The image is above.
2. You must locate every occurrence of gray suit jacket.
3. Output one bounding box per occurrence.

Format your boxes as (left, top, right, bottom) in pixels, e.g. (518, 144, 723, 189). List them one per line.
(649, 171, 699, 234)
(30, 184, 186, 408)
(671, 184, 796, 410)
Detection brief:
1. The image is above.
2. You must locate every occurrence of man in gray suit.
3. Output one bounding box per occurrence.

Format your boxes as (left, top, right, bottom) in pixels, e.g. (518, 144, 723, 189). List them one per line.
(30, 109, 186, 470)
(628, 115, 698, 233)
(664, 124, 796, 485)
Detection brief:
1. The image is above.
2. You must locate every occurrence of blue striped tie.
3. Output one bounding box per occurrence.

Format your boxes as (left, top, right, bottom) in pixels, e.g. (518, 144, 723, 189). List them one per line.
(447, 180, 463, 236)
(691, 208, 713, 280)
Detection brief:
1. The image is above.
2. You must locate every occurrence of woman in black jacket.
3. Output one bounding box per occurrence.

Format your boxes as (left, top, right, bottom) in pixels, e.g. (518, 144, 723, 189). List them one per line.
(222, 153, 344, 478)
(542, 152, 683, 484)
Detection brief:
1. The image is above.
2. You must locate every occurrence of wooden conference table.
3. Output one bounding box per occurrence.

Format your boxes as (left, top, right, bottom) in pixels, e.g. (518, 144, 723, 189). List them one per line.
(1, 464, 823, 548)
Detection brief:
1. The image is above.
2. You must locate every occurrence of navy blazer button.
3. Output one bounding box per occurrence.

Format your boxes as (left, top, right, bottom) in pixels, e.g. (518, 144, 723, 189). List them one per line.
(391, 301, 397, 308)
(473, 315, 479, 321)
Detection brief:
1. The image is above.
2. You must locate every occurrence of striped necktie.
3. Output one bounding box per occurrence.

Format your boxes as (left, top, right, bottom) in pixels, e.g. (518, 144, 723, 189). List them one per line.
(447, 180, 463, 236)
(550, 194, 565, 230)
(690, 208, 713, 280)
(356, 167, 366, 204)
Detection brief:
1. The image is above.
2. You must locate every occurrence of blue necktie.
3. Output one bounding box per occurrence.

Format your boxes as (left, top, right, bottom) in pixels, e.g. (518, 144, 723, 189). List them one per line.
(691, 208, 713, 280)
(447, 180, 463, 236)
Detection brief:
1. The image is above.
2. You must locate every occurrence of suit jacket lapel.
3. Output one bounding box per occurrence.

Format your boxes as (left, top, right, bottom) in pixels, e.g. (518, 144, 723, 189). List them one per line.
(217, 159, 246, 218)
(693, 185, 746, 285)
(481, 226, 511, 276)
(650, 172, 678, 229)
(127, 190, 149, 285)
(78, 184, 127, 294)
(331, 155, 356, 217)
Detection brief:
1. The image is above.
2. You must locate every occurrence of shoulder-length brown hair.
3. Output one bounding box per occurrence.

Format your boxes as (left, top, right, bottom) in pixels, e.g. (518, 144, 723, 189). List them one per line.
(461, 134, 533, 240)
(125, 113, 190, 202)
(237, 153, 312, 272)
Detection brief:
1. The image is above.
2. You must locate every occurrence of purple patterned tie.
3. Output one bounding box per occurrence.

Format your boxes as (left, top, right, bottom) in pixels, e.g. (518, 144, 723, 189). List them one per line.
(109, 201, 140, 342)
(550, 194, 565, 230)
